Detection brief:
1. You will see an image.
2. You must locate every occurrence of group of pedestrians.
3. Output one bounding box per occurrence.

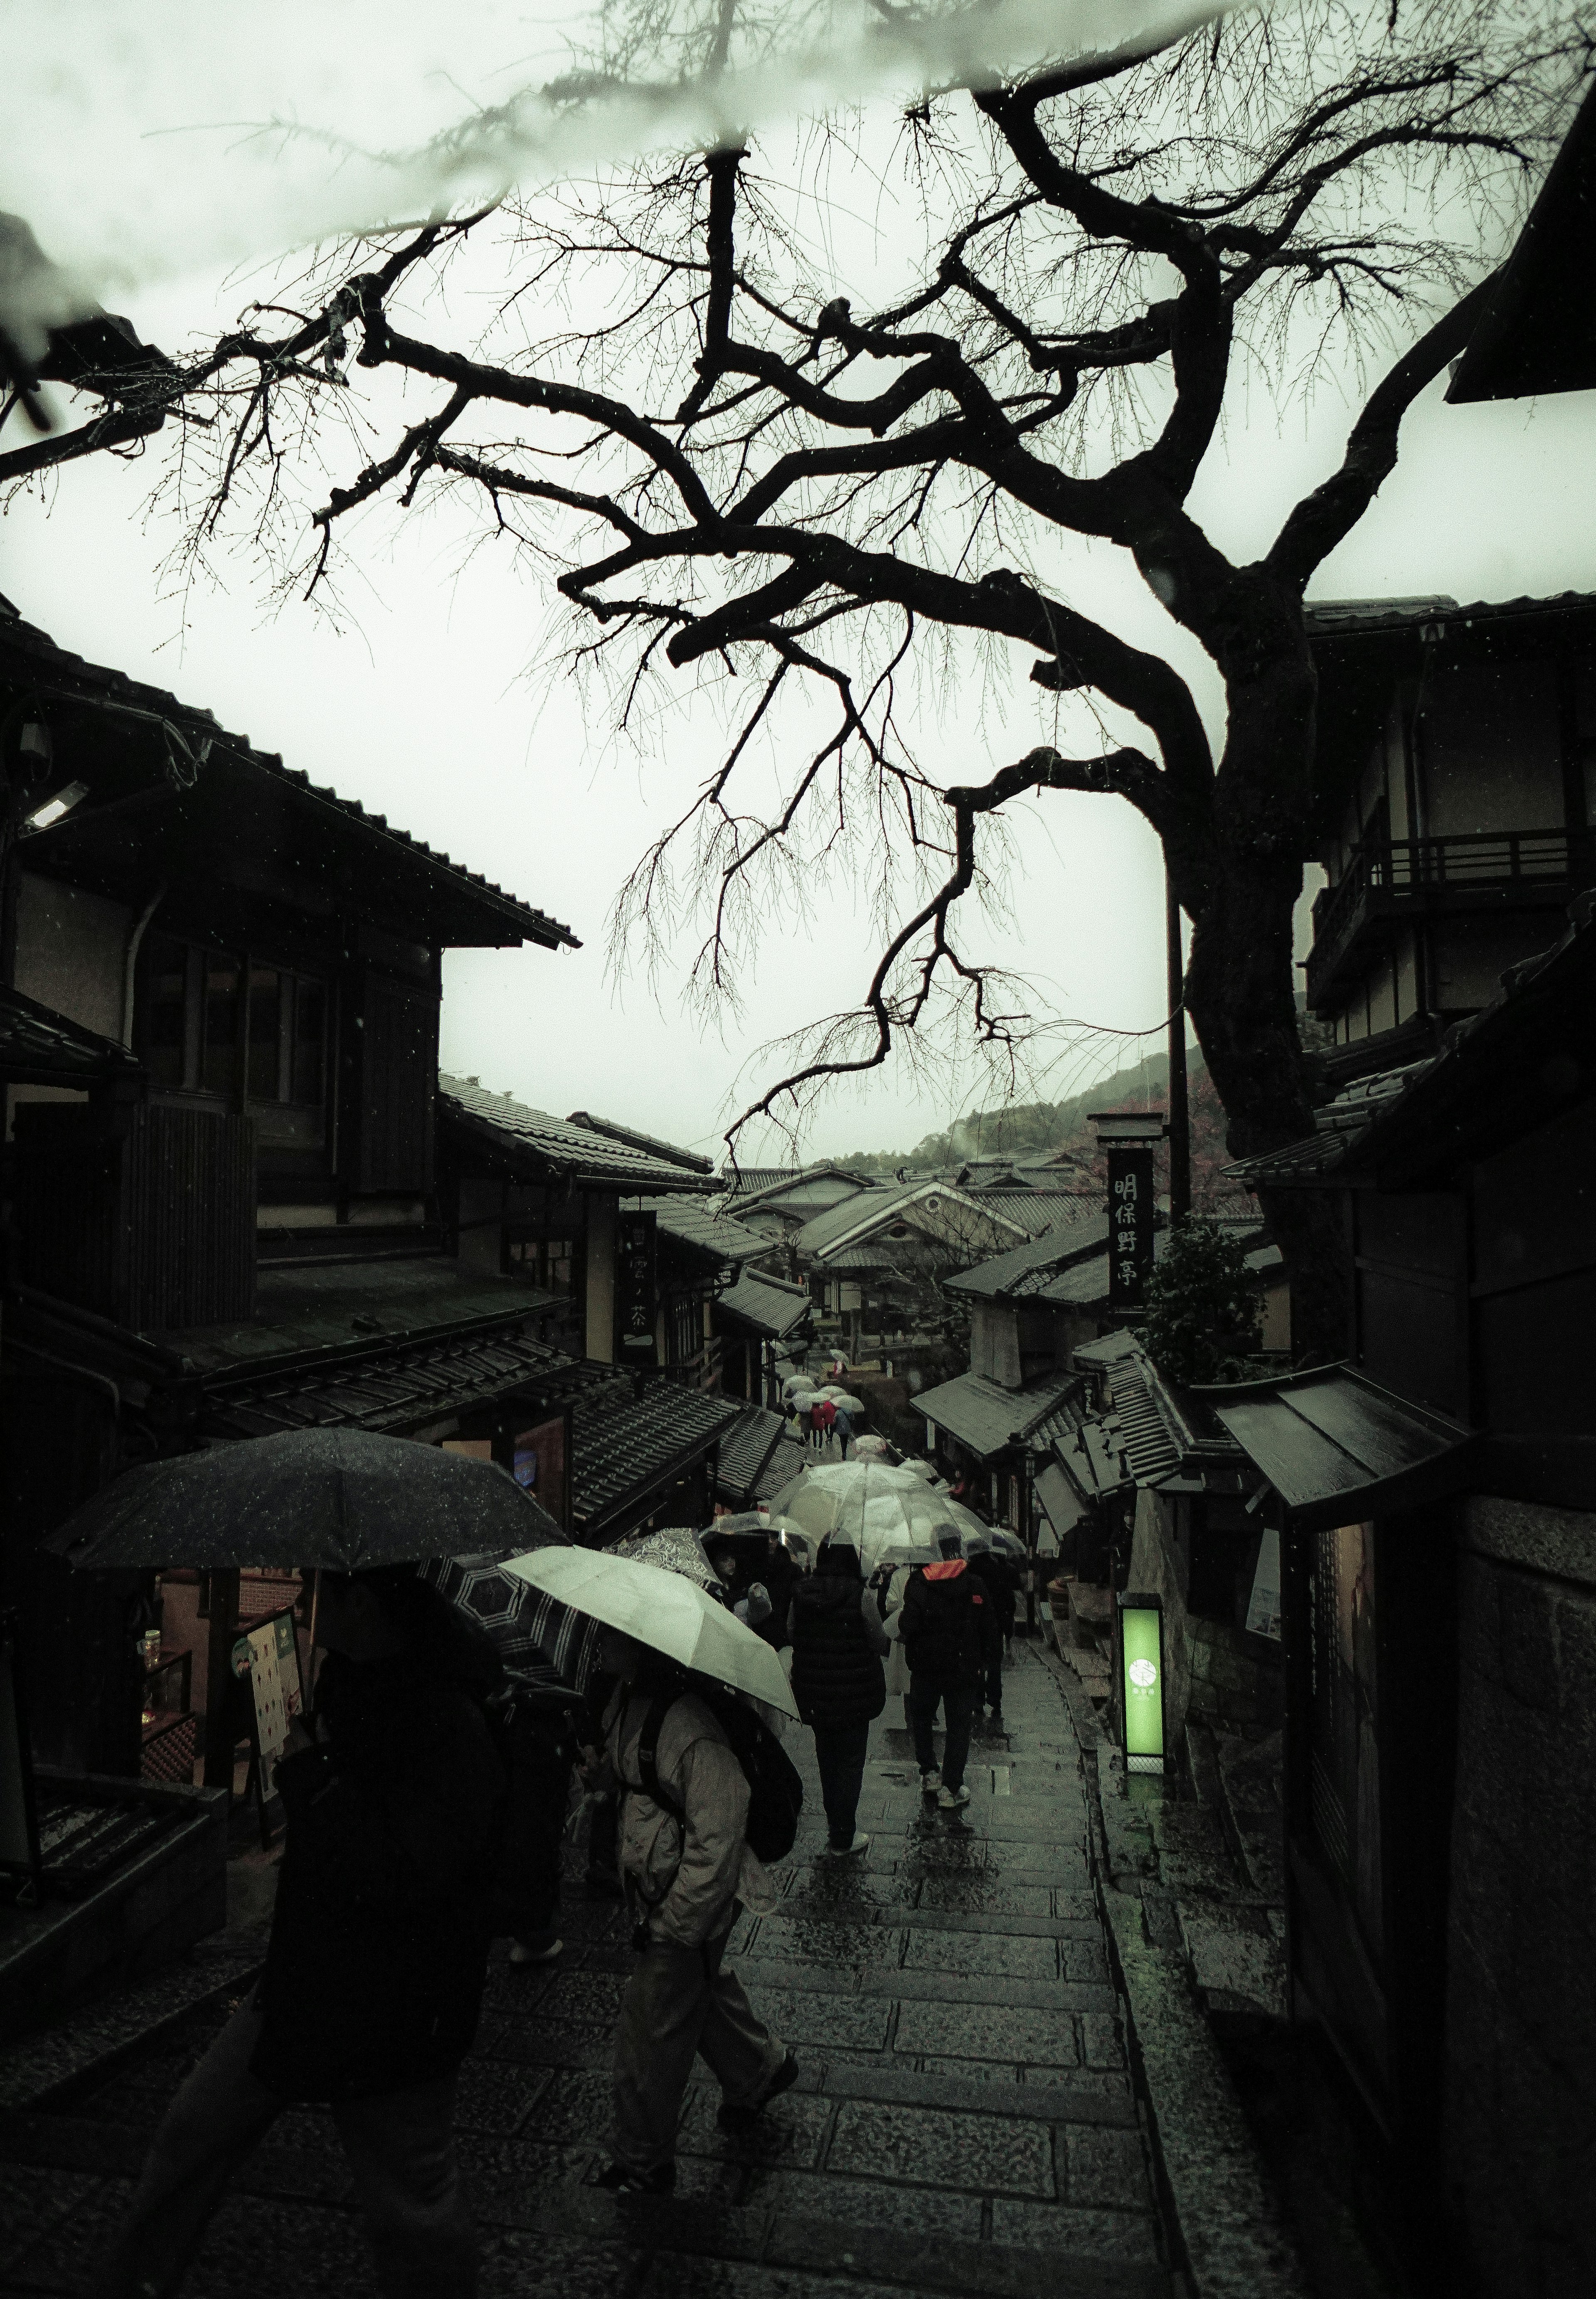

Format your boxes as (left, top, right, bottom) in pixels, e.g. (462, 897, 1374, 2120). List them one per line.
(92, 1507, 1026, 2294)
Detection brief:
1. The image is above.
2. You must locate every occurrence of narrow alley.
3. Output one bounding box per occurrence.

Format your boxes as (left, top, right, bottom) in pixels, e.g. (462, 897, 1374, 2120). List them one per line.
(2, 1646, 1199, 2299)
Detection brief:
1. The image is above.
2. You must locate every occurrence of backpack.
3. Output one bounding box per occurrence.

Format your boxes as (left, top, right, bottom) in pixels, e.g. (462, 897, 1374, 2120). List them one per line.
(901, 1567, 984, 1686)
(633, 1682, 804, 1865)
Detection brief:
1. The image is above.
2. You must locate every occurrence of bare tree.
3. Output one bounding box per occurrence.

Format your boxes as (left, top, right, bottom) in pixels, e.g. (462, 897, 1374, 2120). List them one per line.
(5, 0, 1589, 1353)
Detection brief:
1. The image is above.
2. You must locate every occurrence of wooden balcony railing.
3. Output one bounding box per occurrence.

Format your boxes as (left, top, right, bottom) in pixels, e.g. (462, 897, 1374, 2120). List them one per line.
(1308, 825, 1596, 1002)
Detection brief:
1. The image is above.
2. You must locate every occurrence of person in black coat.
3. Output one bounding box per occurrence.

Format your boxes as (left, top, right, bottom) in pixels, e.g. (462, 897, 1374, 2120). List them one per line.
(965, 1539, 1020, 1731)
(900, 1545, 988, 1809)
(788, 1538, 888, 1856)
(94, 1566, 506, 2299)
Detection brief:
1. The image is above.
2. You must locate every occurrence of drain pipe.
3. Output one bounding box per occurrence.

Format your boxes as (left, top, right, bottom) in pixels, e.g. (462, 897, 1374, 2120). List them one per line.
(121, 881, 167, 1048)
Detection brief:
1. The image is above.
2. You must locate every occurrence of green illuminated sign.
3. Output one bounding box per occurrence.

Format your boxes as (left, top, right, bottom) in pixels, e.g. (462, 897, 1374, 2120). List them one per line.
(1118, 1594, 1165, 1775)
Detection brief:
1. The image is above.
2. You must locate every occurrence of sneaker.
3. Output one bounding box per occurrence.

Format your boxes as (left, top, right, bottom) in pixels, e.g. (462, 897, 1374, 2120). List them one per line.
(717, 2050, 800, 2131)
(919, 1769, 941, 1794)
(937, 1784, 971, 1809)
(592, 2159, 675, 2194)
(825, 1832, 870, 1858)
(508, 1932, 564, 1966)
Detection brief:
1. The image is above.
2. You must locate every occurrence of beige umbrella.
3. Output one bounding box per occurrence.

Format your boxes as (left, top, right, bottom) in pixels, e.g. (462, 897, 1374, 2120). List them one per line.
(503, 1546, 800, 1719)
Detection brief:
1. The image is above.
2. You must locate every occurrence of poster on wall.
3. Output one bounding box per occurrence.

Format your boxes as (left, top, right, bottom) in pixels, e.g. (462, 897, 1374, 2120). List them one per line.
(245, 1618, 289, 1769)
(1245, 1527, 1283, 1641)
(273, 1612, 304, 1719)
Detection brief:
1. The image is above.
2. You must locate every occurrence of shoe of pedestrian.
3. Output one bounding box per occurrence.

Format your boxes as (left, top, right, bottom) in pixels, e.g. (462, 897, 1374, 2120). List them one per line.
(937, 1784, 971, 1809)
(508, 1932, 564, 1966)
(592, 2159, 676, 2194)
(717, 2050, 800, 2131)
(825, 1831, 870, 1858)
(919, 1769, 941, 1794)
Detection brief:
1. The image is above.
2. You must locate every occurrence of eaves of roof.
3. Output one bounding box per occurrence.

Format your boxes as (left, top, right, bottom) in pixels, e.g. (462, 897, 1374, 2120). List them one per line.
(804, 1180, 1034, 1262)
(915, 1366, 1080, 1461)
(440, 1078, 714, 1192)
(0, 602, 576, 950)
(638, 1197, 773, 1261)
(0, 982, 144, 1086)
(714, 1271, 814, 1341)
(1303, 590, 1596, 645)
(943, 1215, 1111, 1300)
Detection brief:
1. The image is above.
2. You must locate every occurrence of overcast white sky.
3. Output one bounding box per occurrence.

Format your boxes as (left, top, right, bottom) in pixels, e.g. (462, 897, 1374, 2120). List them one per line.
(5, 7, 1594, 1162)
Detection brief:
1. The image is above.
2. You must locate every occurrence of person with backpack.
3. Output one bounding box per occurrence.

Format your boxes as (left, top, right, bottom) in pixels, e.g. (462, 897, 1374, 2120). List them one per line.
(788, 1538, 888, 1856)
(809, 1394, 837, 1452)
(94, 1565, 506, 2299)
(899, 1532, 988, 1810)
(583, 1624, 799, 2195)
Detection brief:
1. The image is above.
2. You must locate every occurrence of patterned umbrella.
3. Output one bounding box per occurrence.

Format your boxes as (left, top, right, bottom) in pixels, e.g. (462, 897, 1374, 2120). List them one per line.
(604, 1525, 722, 1590)
(420, 1548, 596, 1692)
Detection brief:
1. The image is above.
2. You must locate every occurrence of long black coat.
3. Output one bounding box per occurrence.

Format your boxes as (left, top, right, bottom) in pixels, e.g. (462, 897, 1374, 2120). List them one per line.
(253, 1651, 505, 2102)
(790, 1575, 887, 1730)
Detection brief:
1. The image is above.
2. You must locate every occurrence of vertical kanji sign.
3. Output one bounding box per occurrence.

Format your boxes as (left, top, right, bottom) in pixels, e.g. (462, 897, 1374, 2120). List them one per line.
(616, 1211, 659, 1363)
(1107, 1146, 1155, 1310)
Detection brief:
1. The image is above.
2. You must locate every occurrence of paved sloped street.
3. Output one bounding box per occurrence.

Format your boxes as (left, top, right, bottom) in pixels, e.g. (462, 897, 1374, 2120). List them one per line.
(0, 1641, 1174, 2299)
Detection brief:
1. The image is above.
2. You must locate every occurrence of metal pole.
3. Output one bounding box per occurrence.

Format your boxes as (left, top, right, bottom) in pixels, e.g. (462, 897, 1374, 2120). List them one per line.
(1165, 872, 1191, 1225)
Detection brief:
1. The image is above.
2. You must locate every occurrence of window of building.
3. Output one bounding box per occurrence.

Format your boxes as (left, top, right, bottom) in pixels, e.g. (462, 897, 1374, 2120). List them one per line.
(140, 933, 327, 1109)
(507, 1236, 575, 1293)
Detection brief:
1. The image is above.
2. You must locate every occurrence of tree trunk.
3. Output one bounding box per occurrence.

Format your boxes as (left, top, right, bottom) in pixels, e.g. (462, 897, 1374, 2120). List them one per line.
(1179, 665, 1352, 1363)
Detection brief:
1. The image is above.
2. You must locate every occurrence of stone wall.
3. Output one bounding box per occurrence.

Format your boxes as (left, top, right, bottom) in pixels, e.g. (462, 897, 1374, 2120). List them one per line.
(1185, 1616, 1284, 1733)
(1444, 1496, 1596, 2297)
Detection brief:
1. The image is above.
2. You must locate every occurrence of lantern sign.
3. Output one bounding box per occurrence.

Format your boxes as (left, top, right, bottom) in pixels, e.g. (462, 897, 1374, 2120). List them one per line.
(1117, 1591, 1166, 1774)
(1107, 1144, 1156, 1310)
(616, 1211, 659, 1363)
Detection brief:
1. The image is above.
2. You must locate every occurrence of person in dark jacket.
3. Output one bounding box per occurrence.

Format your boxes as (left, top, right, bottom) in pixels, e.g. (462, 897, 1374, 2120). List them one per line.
(900, 1545, 987, 1810)
(965, 1538, 1020, 1732)
(94, 1566, 506, 2299)
(788, 1539, 889, 1855)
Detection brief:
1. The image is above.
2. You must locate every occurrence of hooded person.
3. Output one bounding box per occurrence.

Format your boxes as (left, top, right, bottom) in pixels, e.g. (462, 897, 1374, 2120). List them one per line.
(788, 1538, 889, 1856)
(581, 1627, 797, 2194)
(94, 1565, 507, 2299)
(899, 1528, 988, 1809)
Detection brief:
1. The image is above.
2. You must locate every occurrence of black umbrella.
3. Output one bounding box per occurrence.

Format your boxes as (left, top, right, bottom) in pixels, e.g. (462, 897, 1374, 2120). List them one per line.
(45, 1428, 566, 1572)
(419, 1552, 597, 1693)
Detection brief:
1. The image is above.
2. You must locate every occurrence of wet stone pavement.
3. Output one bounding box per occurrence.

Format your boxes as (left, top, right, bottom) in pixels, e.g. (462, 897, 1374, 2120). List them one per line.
(0, 1643, 1175, 2299)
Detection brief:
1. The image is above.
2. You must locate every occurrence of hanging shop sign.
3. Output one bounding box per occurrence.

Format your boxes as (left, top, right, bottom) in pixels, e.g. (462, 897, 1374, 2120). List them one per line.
(1117, 1589, 1166, 1775)
(616, 1210, 659, 1364)
(1107, 1145, 1156, 1310)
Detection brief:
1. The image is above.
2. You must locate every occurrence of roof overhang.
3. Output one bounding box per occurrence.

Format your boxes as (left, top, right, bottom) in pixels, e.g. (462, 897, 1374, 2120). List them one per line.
(1194, 1364, 1474, 1531)
(0, 983, 143, 1087)
(1446, 81, 1596, 404)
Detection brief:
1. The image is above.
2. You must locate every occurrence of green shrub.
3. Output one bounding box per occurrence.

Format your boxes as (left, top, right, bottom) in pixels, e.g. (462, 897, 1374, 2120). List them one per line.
(1136, 1218, 1263, 1387)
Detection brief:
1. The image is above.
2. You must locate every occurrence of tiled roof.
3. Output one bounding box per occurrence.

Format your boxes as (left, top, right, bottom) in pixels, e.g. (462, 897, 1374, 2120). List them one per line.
(714, 1405, 790, 1503)
(727, 1164, 876, 1209)
(944, 1217, 1111, 1300)
(1304, 590, 1596, 640)
(441, 1078, 715, 1192)
(0, 601, 576, 951)
(200, 1321, 593, 1440)
(571, 1381, 743, 1536)
(754, 1433, 810, 1502)
(1224, 1059, 1439, 1187)
(1072, 1328, 1142, 1374)
(714, 1271, 814, 1340)
(0, 983, 143, 1086)
(639, 1198, 774, 1262)
(1104, 1353, 1190, 1488)
(914, 1367, 1081, 1461)
(796, 1180, 1034, 1261)
(569, 1114, 713, 1175)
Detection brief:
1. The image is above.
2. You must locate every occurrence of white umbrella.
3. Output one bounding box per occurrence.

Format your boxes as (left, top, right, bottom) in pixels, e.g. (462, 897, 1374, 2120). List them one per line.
(773, 1460, 988, 1574)
(985, 1528, 1028, 1560)
(504, 1547, 800, 1719)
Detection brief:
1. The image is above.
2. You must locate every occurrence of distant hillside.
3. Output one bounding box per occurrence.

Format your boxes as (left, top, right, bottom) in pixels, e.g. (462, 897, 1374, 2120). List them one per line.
(843, 1040, 1203, 1174)
(839, 1040, 1245, 1210)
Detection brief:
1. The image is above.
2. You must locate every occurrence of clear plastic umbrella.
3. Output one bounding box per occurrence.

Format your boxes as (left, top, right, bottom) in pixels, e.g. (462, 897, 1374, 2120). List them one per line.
(771, 1460, 992, 1574)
